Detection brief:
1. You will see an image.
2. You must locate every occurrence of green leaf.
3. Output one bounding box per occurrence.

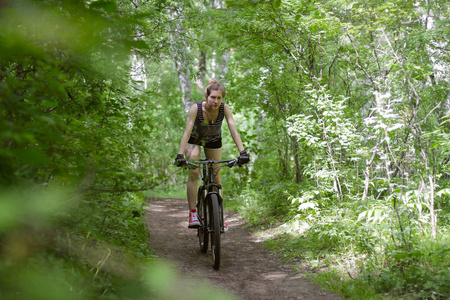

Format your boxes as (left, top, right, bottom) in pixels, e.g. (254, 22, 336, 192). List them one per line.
(13, 148, 50, 166)
(273, 0, 282, 9)
(89, 1, 118, 13)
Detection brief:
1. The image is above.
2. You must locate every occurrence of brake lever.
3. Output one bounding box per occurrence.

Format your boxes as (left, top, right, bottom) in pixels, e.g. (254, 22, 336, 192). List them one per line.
(227, 160, 238, 168)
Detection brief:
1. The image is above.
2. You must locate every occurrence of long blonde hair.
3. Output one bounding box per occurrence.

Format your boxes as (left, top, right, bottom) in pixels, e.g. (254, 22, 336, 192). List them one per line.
(204, 79, 226, 99)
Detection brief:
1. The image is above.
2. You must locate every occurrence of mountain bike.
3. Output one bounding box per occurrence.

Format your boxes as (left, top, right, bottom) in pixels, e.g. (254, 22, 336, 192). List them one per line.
(184, 158, 240, 270)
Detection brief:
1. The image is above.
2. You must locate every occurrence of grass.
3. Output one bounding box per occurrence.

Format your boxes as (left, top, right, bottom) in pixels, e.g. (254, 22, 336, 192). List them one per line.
(309, 271, 388, 300)
(144, 184, 186, 199)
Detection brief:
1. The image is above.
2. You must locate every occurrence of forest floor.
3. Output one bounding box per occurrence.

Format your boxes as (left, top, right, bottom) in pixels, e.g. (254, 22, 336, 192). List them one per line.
(144, 197, 341, 300)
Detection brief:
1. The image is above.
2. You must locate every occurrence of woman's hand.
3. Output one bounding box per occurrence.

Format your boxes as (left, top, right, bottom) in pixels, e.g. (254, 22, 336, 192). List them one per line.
(174, 154, 186, 167)
(238, 150, 250, 165)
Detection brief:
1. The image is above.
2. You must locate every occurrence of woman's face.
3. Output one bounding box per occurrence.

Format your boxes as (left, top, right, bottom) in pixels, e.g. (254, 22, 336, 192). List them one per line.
(206, 90, 223, 111)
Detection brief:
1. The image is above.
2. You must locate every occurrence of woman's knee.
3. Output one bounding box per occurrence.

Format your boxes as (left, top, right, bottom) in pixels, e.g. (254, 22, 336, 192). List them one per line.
(189, 169, 200, 181)
(185, 144, 200, 160)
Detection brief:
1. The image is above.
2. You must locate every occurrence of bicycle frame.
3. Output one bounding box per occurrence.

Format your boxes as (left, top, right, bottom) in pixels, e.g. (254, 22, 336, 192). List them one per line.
(187, 159, 237, 229)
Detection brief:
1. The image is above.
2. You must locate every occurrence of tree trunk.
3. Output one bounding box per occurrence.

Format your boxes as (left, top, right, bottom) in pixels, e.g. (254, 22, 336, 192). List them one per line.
(419, 140, 437, 239)
(169, 8, 194, 113)
(220, 51, 229, 82)
(197, 51, 207, 90)
(362, 133, 381, 202)
(291, 137, 302, 184)
(174, 59, 194, 113)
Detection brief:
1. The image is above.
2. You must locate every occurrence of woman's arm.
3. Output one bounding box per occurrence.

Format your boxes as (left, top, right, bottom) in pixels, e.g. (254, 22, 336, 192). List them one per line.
(178, 104, 197, 155)
(224, 104, 245, 153)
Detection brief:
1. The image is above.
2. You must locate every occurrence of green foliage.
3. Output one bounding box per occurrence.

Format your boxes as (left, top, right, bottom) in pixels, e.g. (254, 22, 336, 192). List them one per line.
(216, 0, 449, 297)
(0, 0, 237, 298)
(357, 241, 450, 298)
(263, 198, 450, 298)
(310, 271, 386, 299)
(1, 0, 449, 298)
(0, 0, 158, 189)
(287, 85, 362, 200)
(427, 115, 450, 181)
(0, 185, 146, 299)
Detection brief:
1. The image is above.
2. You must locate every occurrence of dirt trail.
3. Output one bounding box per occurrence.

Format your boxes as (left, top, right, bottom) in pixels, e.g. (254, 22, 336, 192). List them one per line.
(144, 197, 340, 300)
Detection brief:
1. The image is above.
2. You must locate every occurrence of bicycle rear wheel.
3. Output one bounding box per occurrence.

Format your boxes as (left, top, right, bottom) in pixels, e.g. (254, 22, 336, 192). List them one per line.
(210, 194, 221, 270)
(197, 187, 208, 253)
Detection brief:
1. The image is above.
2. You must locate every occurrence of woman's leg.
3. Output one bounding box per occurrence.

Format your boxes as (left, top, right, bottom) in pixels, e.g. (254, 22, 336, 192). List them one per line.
(185, 144, 201, 211)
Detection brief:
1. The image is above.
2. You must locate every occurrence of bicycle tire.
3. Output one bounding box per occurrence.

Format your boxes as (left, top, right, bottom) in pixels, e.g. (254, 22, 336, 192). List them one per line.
(210, 194, 221, 270)
(197, 187, 208, 253)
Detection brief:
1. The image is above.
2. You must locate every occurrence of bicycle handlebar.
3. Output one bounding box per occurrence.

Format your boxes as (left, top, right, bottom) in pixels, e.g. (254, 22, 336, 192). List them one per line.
(185, 159, 239, 169)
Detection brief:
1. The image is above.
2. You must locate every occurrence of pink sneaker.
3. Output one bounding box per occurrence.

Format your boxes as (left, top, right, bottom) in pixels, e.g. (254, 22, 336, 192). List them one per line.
(223, 221, 228, 233)
(189, 209, 200, 228)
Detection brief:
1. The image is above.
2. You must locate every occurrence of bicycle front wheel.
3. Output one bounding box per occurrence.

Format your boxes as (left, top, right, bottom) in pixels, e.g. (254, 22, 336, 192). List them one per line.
(210, 194, 221, 270)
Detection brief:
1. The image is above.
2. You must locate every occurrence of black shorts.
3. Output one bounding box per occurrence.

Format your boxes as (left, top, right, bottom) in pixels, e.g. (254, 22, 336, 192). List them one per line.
(188, 136, 222, 149)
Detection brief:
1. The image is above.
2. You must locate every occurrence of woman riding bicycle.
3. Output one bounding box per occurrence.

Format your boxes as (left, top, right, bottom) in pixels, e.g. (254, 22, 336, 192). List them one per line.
(174, 79, 250, 230)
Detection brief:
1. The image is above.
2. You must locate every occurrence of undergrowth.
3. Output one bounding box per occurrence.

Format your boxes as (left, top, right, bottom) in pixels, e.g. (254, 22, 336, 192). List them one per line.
(0, 186, 236, 299)
(145, 183, 186, 199)
(230, 179, 450, 300)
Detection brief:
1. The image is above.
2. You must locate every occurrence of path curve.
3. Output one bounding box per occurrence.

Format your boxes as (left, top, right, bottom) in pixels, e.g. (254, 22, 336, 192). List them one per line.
(144, 197, 340, 300)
